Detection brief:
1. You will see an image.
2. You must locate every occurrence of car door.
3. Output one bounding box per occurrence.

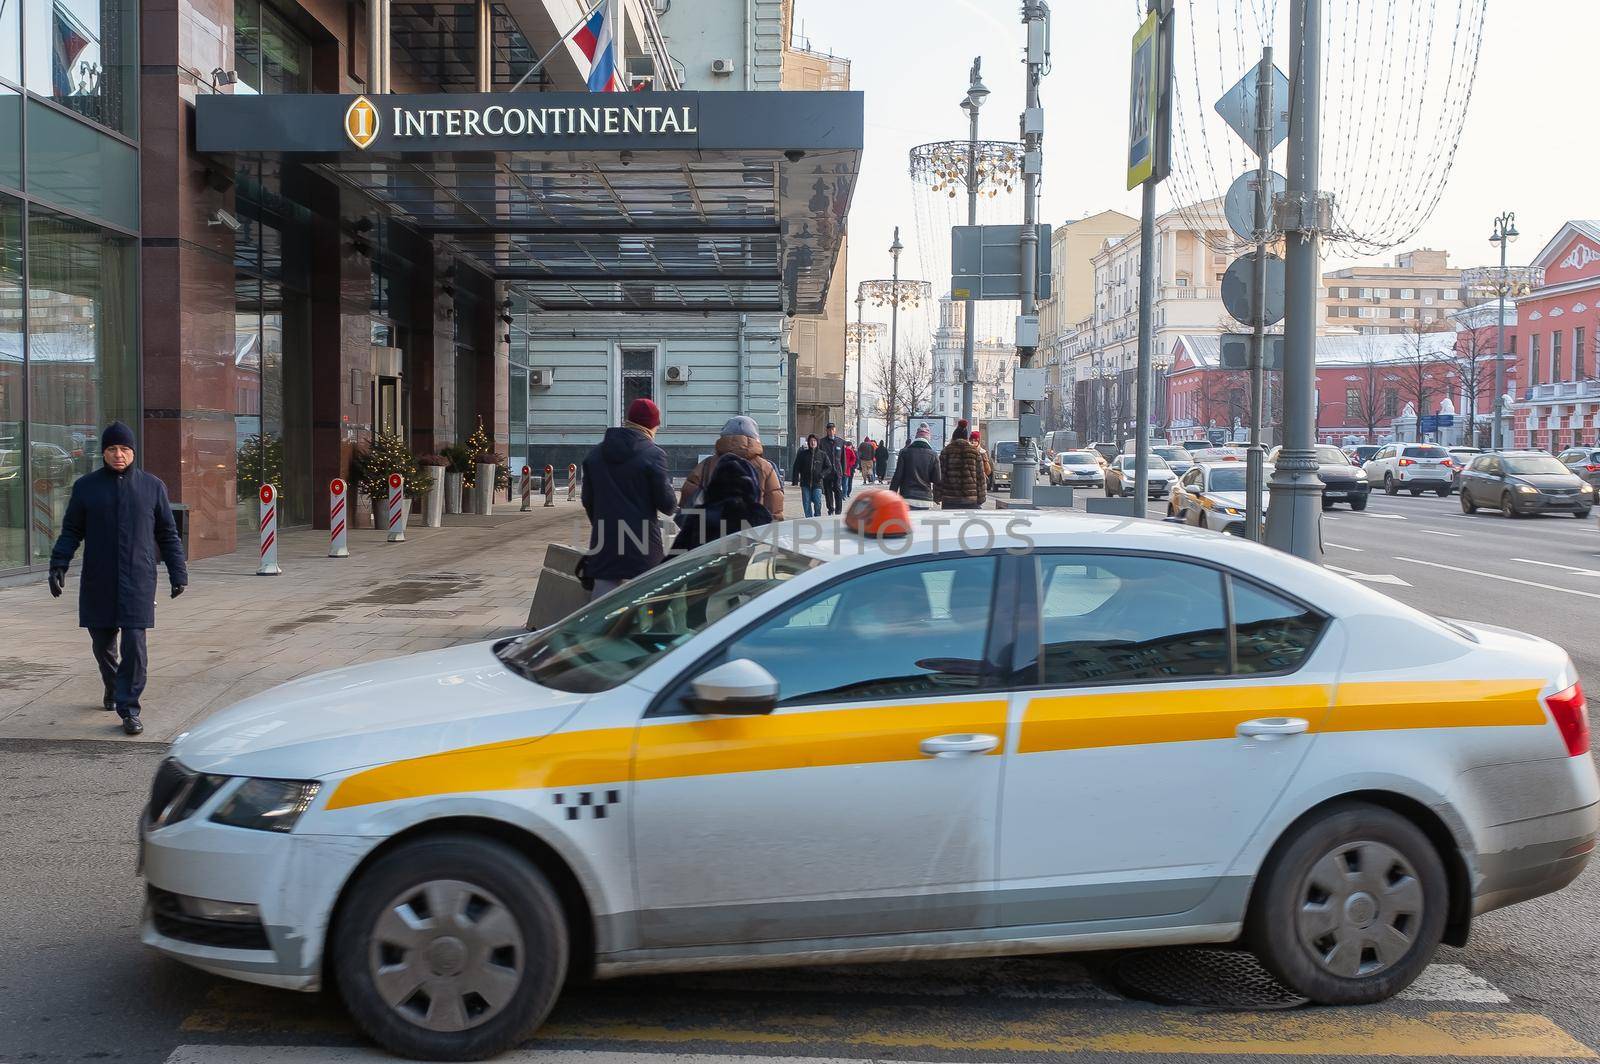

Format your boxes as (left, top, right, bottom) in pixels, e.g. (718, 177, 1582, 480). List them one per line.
(996, 551, 1337, 927)
(629, 553, 1015, 949)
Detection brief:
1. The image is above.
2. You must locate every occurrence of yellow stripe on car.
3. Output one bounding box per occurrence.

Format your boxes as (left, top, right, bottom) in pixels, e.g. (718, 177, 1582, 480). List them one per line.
(1018, 684, 1332, 754)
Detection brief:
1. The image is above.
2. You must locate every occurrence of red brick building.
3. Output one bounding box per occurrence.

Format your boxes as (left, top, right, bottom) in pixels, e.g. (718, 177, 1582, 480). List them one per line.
(1509, 221, 1600, 450)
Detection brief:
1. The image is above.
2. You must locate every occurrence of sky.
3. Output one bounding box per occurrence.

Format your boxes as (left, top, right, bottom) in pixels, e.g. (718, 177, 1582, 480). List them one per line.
(796, 0, 1600, 333)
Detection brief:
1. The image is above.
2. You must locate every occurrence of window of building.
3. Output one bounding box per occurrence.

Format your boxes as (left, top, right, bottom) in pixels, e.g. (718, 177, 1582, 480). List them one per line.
(1531, 333, 1541, 386)
(1345, 387, 1360, 413)
(1551, 331, 1563, 382)
(725, 556, 999, 708)
(1423, 294, 1435, 306)
(1576, 327, 1587, 381)
(1358, 306, 1376, 319)
(1400, 288, 1414, 300)
(1443, 289, 1458, 301)
(21, 0, 137, 135)
(620, 347, 655, 415)
(1357, 287, 1370, 298)
(1383, 389, 1398, 418)
(235, 0, 313, 95)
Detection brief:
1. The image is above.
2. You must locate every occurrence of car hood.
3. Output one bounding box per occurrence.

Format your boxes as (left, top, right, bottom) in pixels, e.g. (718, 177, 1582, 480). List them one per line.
(170, 640, 589, 780)
(1514, 474, 1585, 490)
(1059, 464, 1101, 473)
(1210, 490, 1270, 511)
(1318, 463, 1362, 480)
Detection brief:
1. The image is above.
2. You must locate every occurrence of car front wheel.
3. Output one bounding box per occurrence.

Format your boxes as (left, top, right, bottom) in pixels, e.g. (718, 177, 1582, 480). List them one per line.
(1349, 496, 1368, 511)
(1502, 492, 1519, 518)
(333, 835, 569, 1061)
(1246, 802, 1446, 1005)
(1461, 489, 1476, 513)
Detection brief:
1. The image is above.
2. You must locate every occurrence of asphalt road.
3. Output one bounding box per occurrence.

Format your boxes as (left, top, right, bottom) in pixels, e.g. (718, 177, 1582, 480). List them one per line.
(5, 496, 1600, 1064)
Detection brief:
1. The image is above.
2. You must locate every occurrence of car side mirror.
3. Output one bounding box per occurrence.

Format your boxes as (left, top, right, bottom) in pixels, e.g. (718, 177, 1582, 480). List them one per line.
(686, 658, 779, 716)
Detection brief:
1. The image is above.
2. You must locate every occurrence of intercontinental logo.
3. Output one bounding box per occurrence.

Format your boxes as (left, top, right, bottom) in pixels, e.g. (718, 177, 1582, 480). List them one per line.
(345, 96, 380, 149)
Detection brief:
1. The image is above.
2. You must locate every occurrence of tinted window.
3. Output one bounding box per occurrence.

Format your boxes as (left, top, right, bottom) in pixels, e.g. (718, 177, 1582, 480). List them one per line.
(1502, 455, 1570, 475)
(1036, 556, 1228, 686)
(1315, 446, 1349, 464)
(1403, 445, 1448, 458)
(1231, 580, 1326, 674)
(725, 556, 998, 708)
(1469, 455, 1494, 472)
(995, 442, 1020, 461)
(1060, 451, 1099, 464)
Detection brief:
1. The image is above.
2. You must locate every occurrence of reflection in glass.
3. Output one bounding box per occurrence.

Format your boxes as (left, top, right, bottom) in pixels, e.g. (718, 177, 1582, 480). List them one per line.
(26, 98, 138, 227)
(26, 205, 137, 563)
(22, 0, 137, 135)
(0, 0, 19, 82)
(233, 0, 310, 96)
(0, 196, 22, 570)
(0, 84, 17, 194)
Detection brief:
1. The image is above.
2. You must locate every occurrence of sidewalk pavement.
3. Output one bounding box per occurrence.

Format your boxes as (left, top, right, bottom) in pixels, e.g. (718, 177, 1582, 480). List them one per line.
(0, 499, 597, 745)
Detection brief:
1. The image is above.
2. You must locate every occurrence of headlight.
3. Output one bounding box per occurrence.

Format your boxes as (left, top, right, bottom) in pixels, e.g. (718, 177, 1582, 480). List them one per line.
(210, 778, 320, 833)
(1515, 484, 1539, 495)
(1355, 474, 1367, 482)
(1582, 485, 1594, 494)
(1222, 506, 1242, 516)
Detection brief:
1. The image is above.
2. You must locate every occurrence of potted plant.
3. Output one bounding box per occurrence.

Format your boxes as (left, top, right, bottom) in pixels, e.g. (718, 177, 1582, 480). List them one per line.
(357, 433, 423, 529)
(461, 418, 510, 516)
(417, 454, 447, 527)
(440, 444, 473, 515)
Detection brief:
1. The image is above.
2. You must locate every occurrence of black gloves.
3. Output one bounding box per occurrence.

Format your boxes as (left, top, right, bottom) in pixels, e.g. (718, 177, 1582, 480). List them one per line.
(171, 584, 186, 599)
(48, 568, 65, 597)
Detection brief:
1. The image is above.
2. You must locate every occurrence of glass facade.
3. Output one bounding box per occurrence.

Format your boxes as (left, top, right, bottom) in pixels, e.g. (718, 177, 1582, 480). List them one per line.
(234, 0, 311, 95)
(21, 0, 137, 135)
(507, 292, 531, 471)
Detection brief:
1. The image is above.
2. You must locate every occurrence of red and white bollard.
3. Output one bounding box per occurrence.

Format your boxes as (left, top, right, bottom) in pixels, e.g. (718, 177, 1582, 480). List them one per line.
(257, 484, 282, 575)
(386, 473, 407, 543)
(520, 465, 533, 511)
(30, 478, 54, 546)
(329, 478, 349, 557)
(543, 464, 556, 506)
(566, 463, 579, 502)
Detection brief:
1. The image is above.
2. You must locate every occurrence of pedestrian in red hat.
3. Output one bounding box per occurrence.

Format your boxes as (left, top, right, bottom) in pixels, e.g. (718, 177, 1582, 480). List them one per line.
(579, 398, 675, 600)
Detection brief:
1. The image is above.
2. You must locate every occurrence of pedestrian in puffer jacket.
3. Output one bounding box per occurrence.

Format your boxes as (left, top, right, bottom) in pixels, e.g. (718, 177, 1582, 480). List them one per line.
(679, 415, 785, 519)
(889, 425, 941, 507)
(580, 398, 676, 599)
(937, 420, 988, 509)
(670, 452, 774, 554)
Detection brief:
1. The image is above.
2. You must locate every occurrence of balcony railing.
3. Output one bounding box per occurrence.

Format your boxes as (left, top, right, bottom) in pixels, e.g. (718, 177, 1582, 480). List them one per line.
(1160, 286, 1212, 300)
(1526, 380, 1600, 403)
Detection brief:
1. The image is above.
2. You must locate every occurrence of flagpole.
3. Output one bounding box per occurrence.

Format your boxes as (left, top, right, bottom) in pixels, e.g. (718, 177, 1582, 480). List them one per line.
(508, 0, 604, 93)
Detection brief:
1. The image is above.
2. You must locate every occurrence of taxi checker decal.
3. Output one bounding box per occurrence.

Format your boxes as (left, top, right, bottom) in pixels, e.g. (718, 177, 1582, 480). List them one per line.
(324, 681, 1548, 812)
(553, 790, 621, 820)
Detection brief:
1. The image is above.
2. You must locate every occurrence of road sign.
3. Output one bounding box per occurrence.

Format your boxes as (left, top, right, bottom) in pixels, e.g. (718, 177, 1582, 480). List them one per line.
(1221, 252, 1286, 327)
(1419, 415, 1439, 434)
(1220, 334, 1283, 371)
(1126, 10, 1160, 189)
(1224, 170, 1286, 243)
(1214, 60, 1290, 153)
(1437, 413, 1455, 427)
(950, 224, 1053, 301)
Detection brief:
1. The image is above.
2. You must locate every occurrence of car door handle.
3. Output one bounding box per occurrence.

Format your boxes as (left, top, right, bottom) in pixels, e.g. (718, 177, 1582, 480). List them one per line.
(920, 733, 1000, 758)
(1236, 717, 1310, 740)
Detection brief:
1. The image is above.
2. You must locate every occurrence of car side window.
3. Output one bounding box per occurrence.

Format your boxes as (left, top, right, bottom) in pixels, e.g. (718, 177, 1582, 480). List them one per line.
(1484, 456, 1502, 476)
(1231, 578, 1326, 674)
(722, 556, 1000, 709)
(1034, 555, 1229, 686)
(1182, 468, 1203, 488)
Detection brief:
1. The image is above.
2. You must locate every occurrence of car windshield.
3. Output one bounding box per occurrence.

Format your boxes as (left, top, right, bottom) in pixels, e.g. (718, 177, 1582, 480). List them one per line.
(1152, 448, 1187, 462)
(1121, 455, 1169, 470)
(495, 536, 822, 693)
(1206, 466, 1247, 491)
(1060, 451, 1098, 464)
(1502, 455, 1571, 475)
(1315, 446, 1350, 464)
(994, 442, 1020, 461)
(1403, 445, 1448, 458)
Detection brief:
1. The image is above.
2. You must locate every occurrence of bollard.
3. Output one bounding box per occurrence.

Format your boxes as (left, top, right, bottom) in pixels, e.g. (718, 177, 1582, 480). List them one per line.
(30, 478, 53, 546)
(329, 478, 349, 557)
(257, 484, 282, 575)
(543, 464, 556, 507)
(567, 463, 579, 502)
(386, 473, 407, 543)
(520, 465, 532, 511)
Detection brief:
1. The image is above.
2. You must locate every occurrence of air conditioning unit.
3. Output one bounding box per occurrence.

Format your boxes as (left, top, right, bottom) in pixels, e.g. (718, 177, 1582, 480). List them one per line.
(710, 58, 735, 76)
(529, 367, 554, 388)
(664, 364, 692, 384)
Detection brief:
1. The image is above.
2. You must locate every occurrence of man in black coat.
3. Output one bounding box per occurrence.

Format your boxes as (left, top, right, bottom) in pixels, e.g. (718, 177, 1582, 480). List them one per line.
(49, 422, 188, 735)
(816, 421, 848, 515)
(580, 398, 677, 600)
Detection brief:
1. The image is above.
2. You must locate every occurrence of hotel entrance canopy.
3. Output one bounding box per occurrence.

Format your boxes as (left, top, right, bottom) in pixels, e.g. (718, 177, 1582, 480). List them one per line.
(195, 91, 862, 314)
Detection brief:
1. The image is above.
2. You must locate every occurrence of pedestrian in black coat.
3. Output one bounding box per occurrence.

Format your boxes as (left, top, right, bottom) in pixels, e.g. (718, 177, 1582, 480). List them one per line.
(49, 421, 188, 735)
(580, 398, 677, 600)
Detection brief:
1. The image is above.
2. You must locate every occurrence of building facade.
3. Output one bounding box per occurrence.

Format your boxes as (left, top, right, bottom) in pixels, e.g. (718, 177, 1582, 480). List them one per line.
(1322, 249, 1466, 336)
(1037, 209, 1136, 437)
(930, 297, 1012, 423)
(1508, 220, 1600, 450)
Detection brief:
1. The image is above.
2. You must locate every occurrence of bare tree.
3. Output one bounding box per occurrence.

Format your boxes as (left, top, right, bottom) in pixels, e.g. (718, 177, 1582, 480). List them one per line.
(1196, 368, 1250, 436)
(1343, 340, 1388, 445)
(1447, 323, 1494, 446)
(871, 341, 936, 433)
(1391, 316, 1454, 438)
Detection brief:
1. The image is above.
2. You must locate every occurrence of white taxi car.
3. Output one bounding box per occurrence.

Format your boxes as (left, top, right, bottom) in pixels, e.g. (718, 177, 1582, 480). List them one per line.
(141, 493, 1597, 1060)
(1169, 460, 1269, 534)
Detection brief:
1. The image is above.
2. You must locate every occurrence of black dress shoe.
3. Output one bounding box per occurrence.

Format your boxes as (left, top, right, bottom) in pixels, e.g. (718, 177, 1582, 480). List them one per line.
(122, 716, 144, 736)
(102, 692, 116, 711)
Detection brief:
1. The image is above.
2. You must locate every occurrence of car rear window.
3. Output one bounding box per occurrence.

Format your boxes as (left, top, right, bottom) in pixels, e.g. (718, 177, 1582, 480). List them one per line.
(1403, 446, 1448, 458)
(995, 442, 1020, 461)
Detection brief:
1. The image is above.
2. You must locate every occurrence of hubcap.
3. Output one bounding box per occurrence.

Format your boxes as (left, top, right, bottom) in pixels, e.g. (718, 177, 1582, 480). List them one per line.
(1294, 840, 1423, 979)
(369, 879, 525, 1032)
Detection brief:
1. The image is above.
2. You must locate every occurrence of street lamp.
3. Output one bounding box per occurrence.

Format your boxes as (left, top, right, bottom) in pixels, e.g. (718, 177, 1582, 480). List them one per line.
(854, 287, 866, 439)
(958, 57, 988, 424)
(1489, 211, 1518, 450)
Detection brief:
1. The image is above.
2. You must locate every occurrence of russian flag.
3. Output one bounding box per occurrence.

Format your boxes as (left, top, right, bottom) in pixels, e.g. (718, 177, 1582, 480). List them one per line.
(573, 0, 625, 93)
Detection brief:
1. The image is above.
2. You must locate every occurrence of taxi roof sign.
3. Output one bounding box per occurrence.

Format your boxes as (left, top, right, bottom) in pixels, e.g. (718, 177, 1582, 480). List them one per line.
(843, 488, 911, 539)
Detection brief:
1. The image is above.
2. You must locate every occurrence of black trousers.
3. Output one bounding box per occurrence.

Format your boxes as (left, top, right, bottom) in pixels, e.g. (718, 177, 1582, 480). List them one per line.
(89, 627, 148, 719)
(823, 477, 844, 515)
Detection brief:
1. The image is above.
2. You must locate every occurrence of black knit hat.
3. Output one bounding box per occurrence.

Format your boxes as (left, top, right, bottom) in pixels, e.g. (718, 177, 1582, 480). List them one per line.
(101, 421, 135, 452)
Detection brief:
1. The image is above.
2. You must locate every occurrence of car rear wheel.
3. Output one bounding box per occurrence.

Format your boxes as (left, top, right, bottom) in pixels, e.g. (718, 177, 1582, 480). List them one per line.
(1246, 802, 1446, 1005)
(333, 836, 569, 1061)
(1384, 474, 1397, 495)
(1408, 486, 1422, 496)
(1460, 490, 1476, 513)
(1435, 486, 1450, 498)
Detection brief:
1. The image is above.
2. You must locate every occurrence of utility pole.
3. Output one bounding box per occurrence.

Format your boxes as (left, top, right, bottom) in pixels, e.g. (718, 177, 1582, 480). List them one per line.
(1243, 48, 1274, 542)
(1012, 1, 1049, 504)
(1130, 0, 1173, 511)
(1489, 211, 1518, 450)
(1265, 0, 1324, 560)
(887, 227, 904, 467)
(960, 59, 988, 425)
(854, 286, 867, 440)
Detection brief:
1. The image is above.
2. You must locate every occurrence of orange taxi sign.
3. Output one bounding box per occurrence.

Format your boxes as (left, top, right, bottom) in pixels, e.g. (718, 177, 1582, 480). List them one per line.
(843, 488, 911, 538)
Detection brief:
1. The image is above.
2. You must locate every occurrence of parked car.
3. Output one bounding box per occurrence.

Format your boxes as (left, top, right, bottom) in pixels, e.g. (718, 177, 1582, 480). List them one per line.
(1104, 454, 1177, 498)
(1459, 452, 1595, 518)
(1556, 446, 1600, 489)
(1347, 444, 1382, 466)
(1152, 445, 1194, 478)
(1048, 449, 1106, 488)
(1170, 461, 1268, 535)
(1362, 443, 1454, 496)
(138, 497, 1599, 1059)
(1270, 445, 1370, 511)
(990, 440, 1020, 492)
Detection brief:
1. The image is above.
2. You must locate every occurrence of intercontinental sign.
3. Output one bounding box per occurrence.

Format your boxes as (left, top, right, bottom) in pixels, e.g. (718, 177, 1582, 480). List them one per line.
(343, 95, 699, 149)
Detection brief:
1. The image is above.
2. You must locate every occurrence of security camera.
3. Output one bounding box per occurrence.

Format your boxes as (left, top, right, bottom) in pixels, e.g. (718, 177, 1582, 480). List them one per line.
(207, 209, 242, 232)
